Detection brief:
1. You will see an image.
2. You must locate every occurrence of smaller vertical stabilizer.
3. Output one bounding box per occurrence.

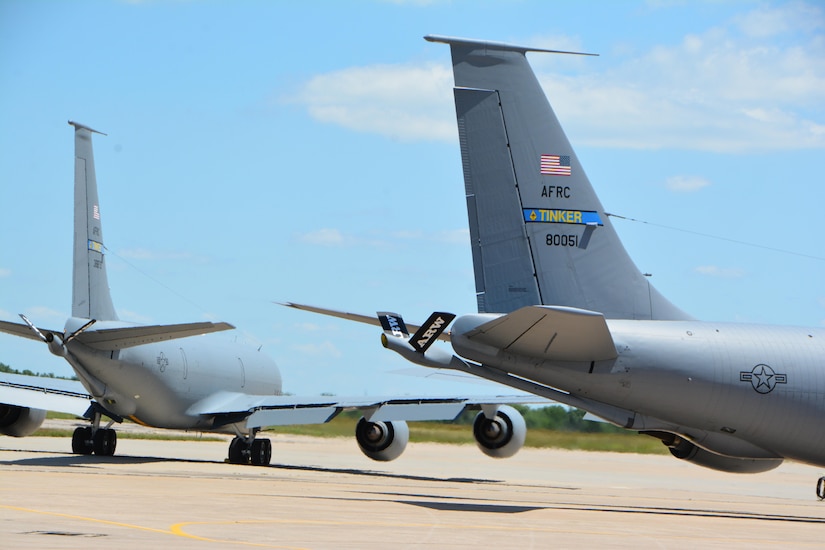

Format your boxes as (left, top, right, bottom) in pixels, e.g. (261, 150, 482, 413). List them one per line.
(69, 121, 118, 321)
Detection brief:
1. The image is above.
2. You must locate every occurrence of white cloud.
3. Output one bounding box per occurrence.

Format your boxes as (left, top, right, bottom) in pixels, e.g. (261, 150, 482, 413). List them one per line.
(735, 2, 824, 38)
(296, 227, 469, 249)
(665, 175, 711, 192)
(292, 340, 342, 358)
(288, 62, 456, 142)
(290, 4, 825, 152)
(694, 265, 746, 278)
(23, 306, 65, 322)
(117, 309, 154, 324)
(296, 228, 347, 247)
(295, 322, 320, 331)
(434, 228, 470, 245)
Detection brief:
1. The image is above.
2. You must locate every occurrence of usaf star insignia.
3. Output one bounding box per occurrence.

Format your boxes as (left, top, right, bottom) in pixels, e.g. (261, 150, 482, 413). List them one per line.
(740, 364, 787, 394)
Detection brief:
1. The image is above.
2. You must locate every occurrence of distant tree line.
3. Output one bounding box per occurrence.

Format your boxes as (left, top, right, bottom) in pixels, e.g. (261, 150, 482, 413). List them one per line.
(341, 404, 624, 433)
(0, 362, 78, 381)
(452, 404, 626, 433)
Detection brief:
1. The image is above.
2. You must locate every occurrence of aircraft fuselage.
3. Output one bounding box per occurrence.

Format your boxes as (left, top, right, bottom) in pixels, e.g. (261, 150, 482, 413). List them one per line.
(452, 318, 825, 467)
(63, 318, 282, 430)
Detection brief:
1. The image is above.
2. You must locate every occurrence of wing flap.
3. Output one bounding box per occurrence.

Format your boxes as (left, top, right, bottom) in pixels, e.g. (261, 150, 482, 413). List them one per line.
(465, 305, 617, 362)
(246, 407, 340, 427)
(76, 322, 235, 350)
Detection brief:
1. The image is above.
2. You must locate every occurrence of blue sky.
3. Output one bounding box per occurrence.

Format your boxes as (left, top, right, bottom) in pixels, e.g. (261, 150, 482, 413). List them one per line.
(1, 0, 823, 397)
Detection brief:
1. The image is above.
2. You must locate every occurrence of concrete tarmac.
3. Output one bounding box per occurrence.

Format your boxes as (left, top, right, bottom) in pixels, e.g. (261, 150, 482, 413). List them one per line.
(2, 425, 825, 549)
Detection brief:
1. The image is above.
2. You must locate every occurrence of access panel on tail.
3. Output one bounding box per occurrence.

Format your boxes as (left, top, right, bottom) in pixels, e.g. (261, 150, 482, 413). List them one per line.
(426, 35, 690, 320)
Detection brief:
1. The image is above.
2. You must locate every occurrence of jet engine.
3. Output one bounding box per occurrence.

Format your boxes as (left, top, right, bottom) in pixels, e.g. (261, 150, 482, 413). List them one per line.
(355, 417, 409, 461)
(653, 432, 782, 474)
(472, 405, 526, 458)
(0, 405, 47, 437)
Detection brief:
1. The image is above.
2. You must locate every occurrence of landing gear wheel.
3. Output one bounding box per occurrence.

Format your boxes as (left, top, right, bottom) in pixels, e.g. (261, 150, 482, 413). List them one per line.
(228, 436, 250, 464)
(93, 428, 117, 456)
(72, 426, 94, 455)
(817, 477, 825, 500)
(250, 439, 272, 466)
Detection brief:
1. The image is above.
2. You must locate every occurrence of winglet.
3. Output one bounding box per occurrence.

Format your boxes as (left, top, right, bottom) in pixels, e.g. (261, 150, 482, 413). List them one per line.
(378, 312, 410, 338)
(409, 312, 456, 353)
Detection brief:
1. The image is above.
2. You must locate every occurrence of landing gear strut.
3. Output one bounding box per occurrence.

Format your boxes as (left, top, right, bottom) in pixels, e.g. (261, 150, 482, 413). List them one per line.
(71, 410, 117, 457)
(227, 430, 272, 466)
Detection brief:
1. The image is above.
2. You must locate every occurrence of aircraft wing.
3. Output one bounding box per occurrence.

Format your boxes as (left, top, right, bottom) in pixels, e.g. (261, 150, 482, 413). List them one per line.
(463, 305, 618, 362)
(188, 391, 548, 429)
(280, 302, 451, 342)
(0, 372, 92, 417)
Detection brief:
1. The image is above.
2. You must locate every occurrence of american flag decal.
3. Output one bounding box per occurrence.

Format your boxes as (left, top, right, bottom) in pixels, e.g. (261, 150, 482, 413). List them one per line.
(93, 205, 100, 220)
(540, 154, 571, 176)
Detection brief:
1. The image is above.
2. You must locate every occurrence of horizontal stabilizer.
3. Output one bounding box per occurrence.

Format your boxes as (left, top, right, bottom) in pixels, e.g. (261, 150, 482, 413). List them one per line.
(0, 320, 63, 342)
(463, 306, 617, 362)
(76, 321, 235, 350)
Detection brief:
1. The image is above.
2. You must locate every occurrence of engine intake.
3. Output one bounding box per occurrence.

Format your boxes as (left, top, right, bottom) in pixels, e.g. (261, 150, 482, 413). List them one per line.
(472, 405, 526, 458)
(355, 417, 409, 461)
(0, 405, 47, 437)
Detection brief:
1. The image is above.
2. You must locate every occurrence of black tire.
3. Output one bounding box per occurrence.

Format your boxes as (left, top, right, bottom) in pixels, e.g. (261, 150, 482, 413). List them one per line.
(228, 436, 249, 464)
(72, 426, 93, 455)
(250, 439, 272, 466)
(93, 428, 116, 456)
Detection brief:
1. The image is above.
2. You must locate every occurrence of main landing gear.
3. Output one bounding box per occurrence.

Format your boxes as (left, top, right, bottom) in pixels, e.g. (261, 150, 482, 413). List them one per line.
(227, 429, 272, 466)
(71, 411, 117, 457)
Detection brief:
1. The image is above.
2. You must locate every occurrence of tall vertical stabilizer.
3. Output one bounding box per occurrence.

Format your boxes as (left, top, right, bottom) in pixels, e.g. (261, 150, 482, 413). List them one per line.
(427, 36, 690, 320)
(70, 121, 118, 321)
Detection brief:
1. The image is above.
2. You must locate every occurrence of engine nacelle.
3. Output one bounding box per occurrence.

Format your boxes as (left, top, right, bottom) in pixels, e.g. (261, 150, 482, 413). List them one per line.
(659, 433, 782, 474)
(355, 417, 409, 461)
(0, 405, 47, 437)
(473, 405, 526, 459)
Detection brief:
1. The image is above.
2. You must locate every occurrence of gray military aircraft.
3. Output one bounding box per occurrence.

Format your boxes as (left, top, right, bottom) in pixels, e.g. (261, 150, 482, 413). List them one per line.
(0, 121, 541, 466)
(285, 35, 825, 494)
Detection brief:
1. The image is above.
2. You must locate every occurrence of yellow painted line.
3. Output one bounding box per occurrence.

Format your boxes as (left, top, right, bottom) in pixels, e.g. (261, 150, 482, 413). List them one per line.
(0, 505, 307, 549)
(5, 504, 821, 548)
(169, 522, 309, 548)
(1, 504, 171, 536)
